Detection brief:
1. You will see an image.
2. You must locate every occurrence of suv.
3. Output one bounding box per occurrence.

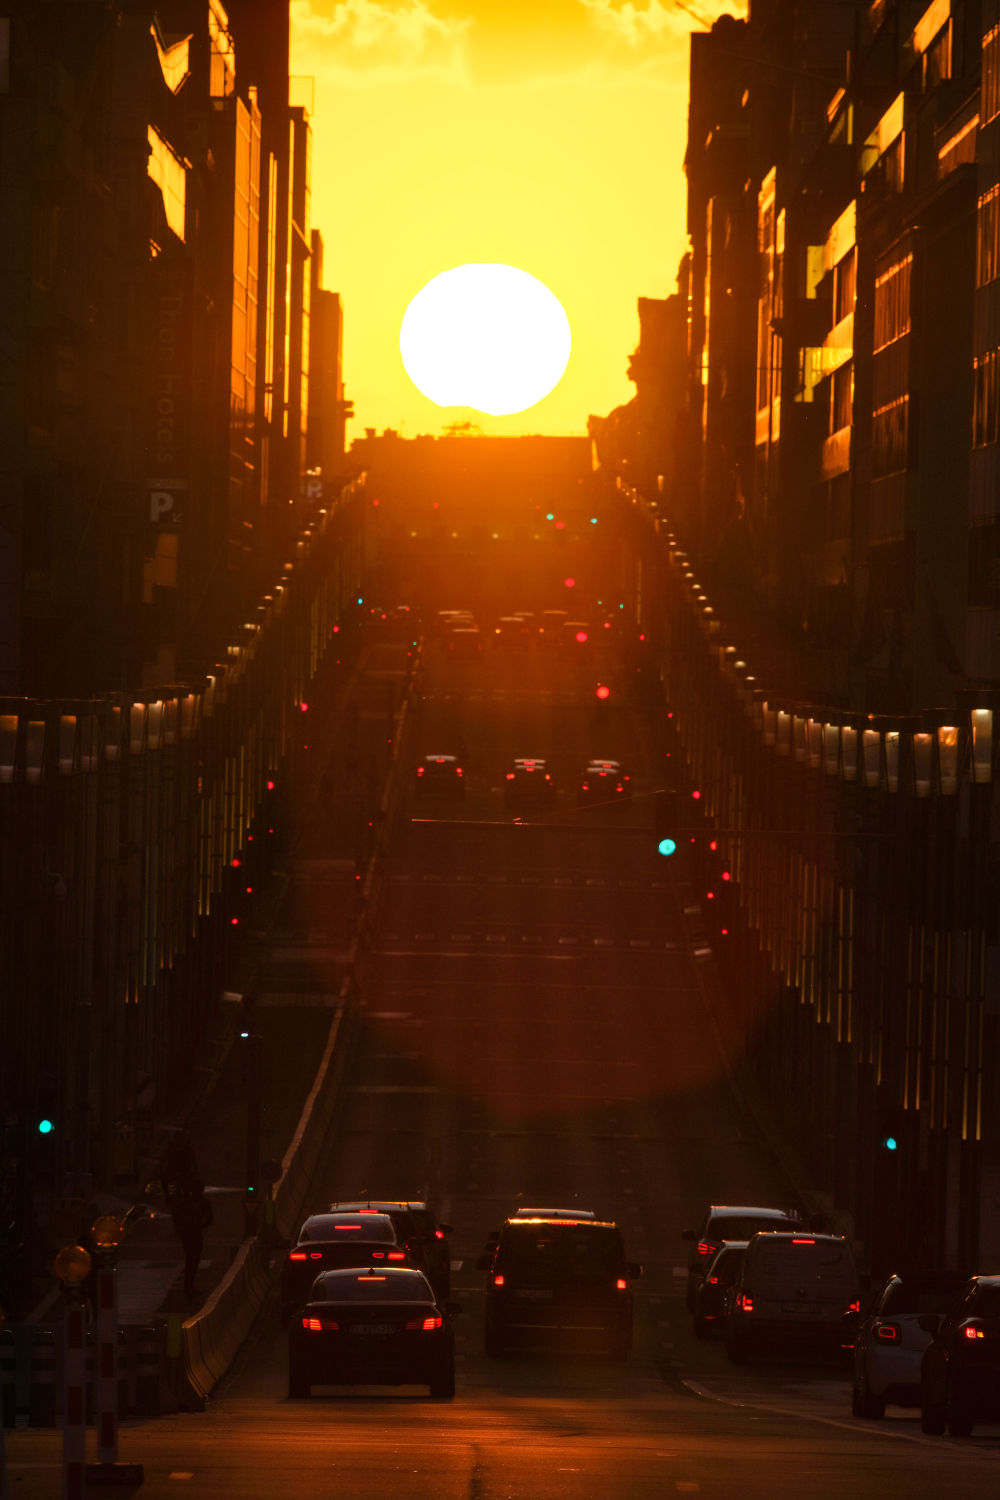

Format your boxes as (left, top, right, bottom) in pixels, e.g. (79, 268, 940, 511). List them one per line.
(682, 1204, 806, 1310)
(726, 1231, 860, 1362)
(920, 1275, 1000, 1436)
(328, 1200, 453, 1296)
(477, 1215, 641, 1359)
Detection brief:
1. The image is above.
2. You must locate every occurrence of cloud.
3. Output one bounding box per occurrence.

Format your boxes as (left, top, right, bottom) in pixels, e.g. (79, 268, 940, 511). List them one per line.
(290, 0, 471, 70)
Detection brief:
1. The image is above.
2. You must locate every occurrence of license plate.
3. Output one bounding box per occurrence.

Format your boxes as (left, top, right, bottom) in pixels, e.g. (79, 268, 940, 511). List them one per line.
(513, 1289, 553, 1302)
(781, 1301, 822, 1315)
(350, 1323, 394, 1336)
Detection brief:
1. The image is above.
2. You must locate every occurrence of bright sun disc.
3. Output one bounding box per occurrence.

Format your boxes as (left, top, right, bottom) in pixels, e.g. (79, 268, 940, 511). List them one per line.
(399, 263, 571, 417)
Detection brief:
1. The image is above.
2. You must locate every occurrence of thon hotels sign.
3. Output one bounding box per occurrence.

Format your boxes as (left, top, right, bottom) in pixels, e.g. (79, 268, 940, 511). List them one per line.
(146, 253, 191, 525)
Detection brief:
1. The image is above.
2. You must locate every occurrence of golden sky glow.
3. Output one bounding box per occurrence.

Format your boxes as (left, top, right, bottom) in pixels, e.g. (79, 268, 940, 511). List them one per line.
(290, 0, 746, 439)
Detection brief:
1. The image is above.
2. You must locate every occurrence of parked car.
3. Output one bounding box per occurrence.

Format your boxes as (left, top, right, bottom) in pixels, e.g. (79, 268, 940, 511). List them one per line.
(477, 1214, 641, 1359)
(920, 1275, 1000, 1436)
(726, 1231, 860, 1363)
(280, 1211, 408, 1317)
(327, 1200, 453, 1297)
(682, 1204, 806, 1310)
(288, 1267, 457, 1399)
(849, 1269, 966, 1418)
(691, 1240, 748, 1339)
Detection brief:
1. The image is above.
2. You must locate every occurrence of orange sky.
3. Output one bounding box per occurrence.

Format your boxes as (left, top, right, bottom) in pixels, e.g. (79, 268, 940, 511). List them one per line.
(289, 1, 746, 440)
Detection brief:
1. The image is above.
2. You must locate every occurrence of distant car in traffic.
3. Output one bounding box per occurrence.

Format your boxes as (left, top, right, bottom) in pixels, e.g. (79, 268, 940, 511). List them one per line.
(682, 1203, 807, 1310)
(503, 757, 555, 810)
(920, 1275, 1000, 1435)
(477, 1213, 641, 1359)
(511, 1207, 598, 1220)
(577, 759, 631, 805)
(281, 1212, 408, 1317)
(288, 1267, 457, 1399)
(725, 1230, 860, 1363)
(849, 1269, 966, 1418)
(327, 1200, 453, 1296)
(414, 754, 465, 797)
(492, 615, 534, 649)
(446, 626, 484, 659)
(691, 1240, 748, 1338)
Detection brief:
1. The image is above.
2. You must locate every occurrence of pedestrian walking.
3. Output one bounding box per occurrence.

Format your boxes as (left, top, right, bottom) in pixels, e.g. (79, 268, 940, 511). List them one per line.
(172, 1179, 213, 1303)
(158, 1128, 198, 1207)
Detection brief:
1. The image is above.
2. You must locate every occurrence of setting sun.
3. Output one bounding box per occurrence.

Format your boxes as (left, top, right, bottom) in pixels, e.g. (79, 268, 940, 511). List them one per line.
(399, 263, 572, 417)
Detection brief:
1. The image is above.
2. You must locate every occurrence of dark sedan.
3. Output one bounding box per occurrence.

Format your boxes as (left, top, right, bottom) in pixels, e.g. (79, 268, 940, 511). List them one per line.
(288, 1267, 457, 1399)
(280, 1211, 409, 1316)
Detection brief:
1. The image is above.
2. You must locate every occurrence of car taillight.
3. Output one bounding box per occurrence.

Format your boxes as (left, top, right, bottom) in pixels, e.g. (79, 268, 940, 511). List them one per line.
(416, 766, 424, 776)
(435, 1229, 445, 1239)
(289, 1251, 307, 1261)
(405, 1315, 443, 1332)
(963, 1323, 986, 1340)
(302, 1317, 337, 1332)
(791, 1238, 816, 1245)
(493, 1274, 505, 1287)
(697, 1241, 714, 1256)
(616, 1278, 627, 1291)
(708, 1276, 720, 1285)
(740, 1293, 753, 1312)
(506, 772, 515, 781)
(581, 782, 589, 791)
(371, 1250, 384, 1259)
(456, 767, 463, 776)
(874, 1321, 900, 1342)
(388, 1251, 406, 1260)
(847, 1299, 861, 1314)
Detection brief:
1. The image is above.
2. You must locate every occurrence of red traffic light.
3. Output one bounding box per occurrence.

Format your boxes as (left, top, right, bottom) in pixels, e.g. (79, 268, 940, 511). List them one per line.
(595, 684, 611, 701)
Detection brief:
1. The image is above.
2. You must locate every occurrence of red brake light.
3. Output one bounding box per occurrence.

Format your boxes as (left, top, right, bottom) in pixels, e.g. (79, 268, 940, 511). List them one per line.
(289, 1251, 307, 1261)
(506, 772, 515, 780)
(791, 1238, 816, 1245)
(435, 1229, 444, 1239)
(359, 1274, 386, 1281)
(388, 1251, 406, 1260)
(456, 766, 463, 776)
(616, 1278, 627, 1291)
(309, 1251, 323, 1260)
(697, 1241, 714, 1256)
(416, 766, 424, 776)
(493, 1274, 505, 1287)
(875, 1321, 900, 1342)
(371, 1250, 384, 1259)
(708, 1276, 719, 1285)
(964, 1324, 986, 1340)
(409, 1315, 442, 1331)
(301, 1317, 325, 1332)
(740, 1293, 753, 1312)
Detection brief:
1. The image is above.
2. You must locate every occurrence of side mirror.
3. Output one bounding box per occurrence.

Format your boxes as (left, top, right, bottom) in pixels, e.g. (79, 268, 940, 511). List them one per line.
(917, 1313, 942, 1337)
(476, 1253, 493, 1271)
(626, 1262, 643, 1279)
(681, 1229, 696, 1241)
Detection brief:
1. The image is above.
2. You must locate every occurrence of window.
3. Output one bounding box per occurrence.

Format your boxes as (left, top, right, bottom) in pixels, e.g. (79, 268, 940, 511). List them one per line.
(978, 187, 1000, 286)
(833, 363, 853, 432)
(923, 22, 951, 90)
(834, 249, 856, 324)
(873, 396, 909, 475)
(974, 348, 1000, 446)
(874, 254, 912, 352)
(984, 25, 1000, 125)
(146, 126, 187, 242)
(209, 0, 235, 100)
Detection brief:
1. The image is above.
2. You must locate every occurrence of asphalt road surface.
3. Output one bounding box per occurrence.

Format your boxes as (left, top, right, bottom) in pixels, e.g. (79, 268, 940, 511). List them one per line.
(8, 628, 999, 1497)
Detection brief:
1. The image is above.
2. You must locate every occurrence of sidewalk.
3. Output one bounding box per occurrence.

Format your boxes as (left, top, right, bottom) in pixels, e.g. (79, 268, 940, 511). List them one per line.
(27, 626, 418, 1336)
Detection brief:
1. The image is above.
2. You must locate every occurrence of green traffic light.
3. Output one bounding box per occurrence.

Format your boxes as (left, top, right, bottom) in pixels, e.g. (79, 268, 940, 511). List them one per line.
(883, 1135, 897, 1151)
(657, 837, 677, 857)
(38, 1118, 54, 1135)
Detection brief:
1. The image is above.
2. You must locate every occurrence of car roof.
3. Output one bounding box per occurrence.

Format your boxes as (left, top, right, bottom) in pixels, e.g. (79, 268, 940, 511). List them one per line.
(710, 1239, 750, 1252)
(328, 1200, 427, 1214)
(746, 1230, 847, 1244)
(512, 1207, 597, 1219)
(512, 757, 548, 768)
(504, 1215, 616, 1229)
(583, 760, 622, 770)
(420, 754, 458, 764)
(707, 1205, 803, 1219)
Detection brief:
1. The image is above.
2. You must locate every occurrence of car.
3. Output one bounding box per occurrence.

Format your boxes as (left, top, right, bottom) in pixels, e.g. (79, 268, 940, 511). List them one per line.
(577, 759, 631, 805)
(503, 757, 555, 810)
(280, 1211, 409, 1316)
(849, 1269, 967, 1418)
(511, 1207, 598, 1220)
(536, 609, 569, 642)
(559, 620, 594, 648)
(328, 1200, 454, 1296)
(492, 615, 534, 649)
(725, 1230, 860, 1363)
(288, 1267, 458, 1399)
(691, 1240, 748, 1339)
(477, 1214, 641, 1359)
(445, 626, 484, 659)
(414, 754, 465, 797)
(920, 1274, 1000, 1436)
(682, 1203, 807, 1310)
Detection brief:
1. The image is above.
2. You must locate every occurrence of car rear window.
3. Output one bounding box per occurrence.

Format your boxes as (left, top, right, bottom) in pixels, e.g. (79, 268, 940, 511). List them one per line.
(299, 1214, 395, 1242)
(749, 1237, 856, 1287)
(313, 1271, 435, 1303)
(882, 1279, 965, 1315)
(498, 1223, 623, 1276)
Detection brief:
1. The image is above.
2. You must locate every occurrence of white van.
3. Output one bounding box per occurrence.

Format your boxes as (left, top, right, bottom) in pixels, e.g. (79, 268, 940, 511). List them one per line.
(726, 1231, 860, 1362)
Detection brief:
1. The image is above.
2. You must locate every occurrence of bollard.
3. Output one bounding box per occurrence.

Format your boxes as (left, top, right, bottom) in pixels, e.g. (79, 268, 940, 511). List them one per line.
(63, 1303, 86, 1500)
(134, 1326, 161, 1416)
(30, 1328, 58, 1428)
(0, 1329, 12, 1429)
(94, 1263, 117, 1463)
